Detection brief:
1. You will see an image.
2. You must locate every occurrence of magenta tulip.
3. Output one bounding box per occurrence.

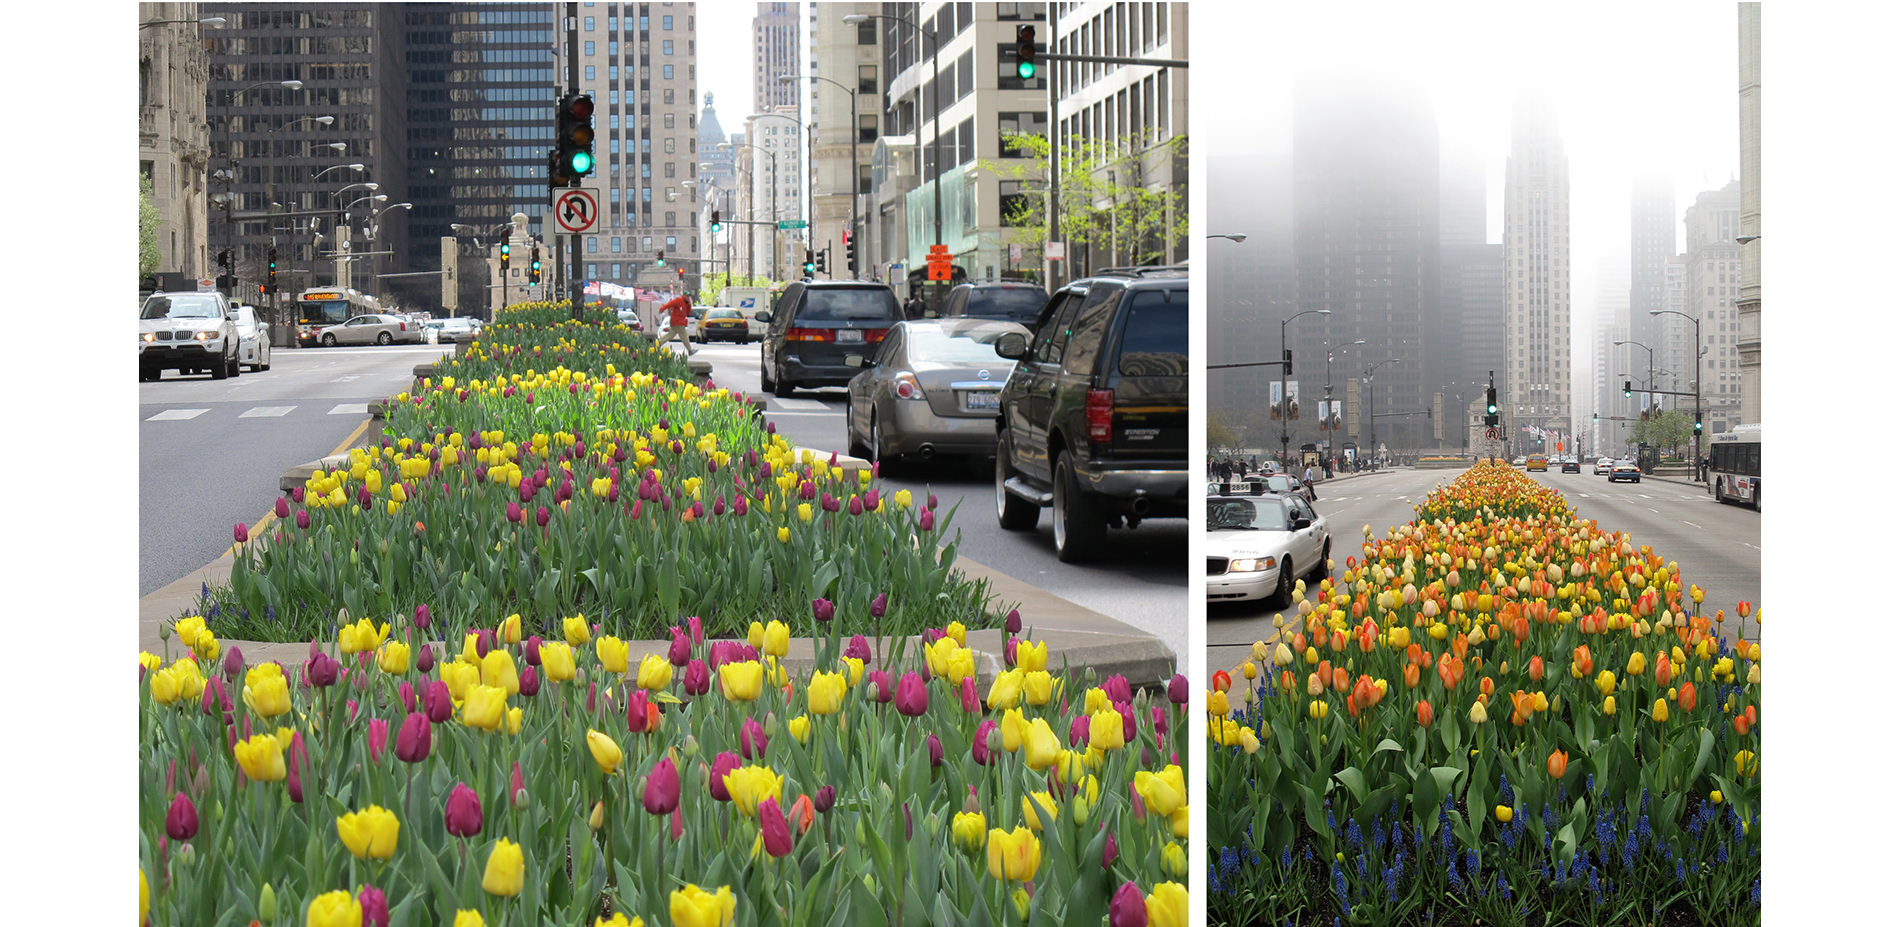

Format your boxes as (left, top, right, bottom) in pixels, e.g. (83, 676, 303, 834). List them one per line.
(1005, 608, 1022, 634)
(894, 672, 929, 717)
(627, 689, 651, 734)
(919, 510, 935, 531)
(1103, 831, 1120, 869)
(870, 593, 888, 618)
(523, 635, 542, 666)
(413, 603, 431, 629)
(395, 712, 431, 763)
(760, 797, 794, 857)
(1151, 705, 1169, 738)
(416, 645, 435, 674)
(1069, 714, 1091, 748)
(845, 635, 871, 661)
(812, 598, 834, 623)
(682, 659, 711, 696)
(1109, 882, 1148, 927)
(423, 680, 453, 723)
(1004, 636, 1018, 668)
(367, 718, 389, 762)
(295, 508, 311, 529)
(643, 757, 681, 815)
(972, 719, 999, 765)
(233, 522, 249, 543)
(510, 761, 528, 809)
(1119, 702, 1137, 742)
(708, 752, 741, 802)
(307, 652, 339, 688)
(444, 782, 483, 837)
(286, 731, 307, 803)
(1168, 673, 1188, 705)
(667, 628, 691, 666)
(1103, 674, 1132, 704)
(358, 885, 390, 927)
(687, 615, 703, 645)
(165, 793, 198, 841)
(927, 733, 943, 767)
(814, 785, 836, 814)
(398, 680, 416, 713)
(275, 496, 291, 519)
(518, 665, 540, 697)
(223, 646, 246, 679)
(740, 716, 769, 759)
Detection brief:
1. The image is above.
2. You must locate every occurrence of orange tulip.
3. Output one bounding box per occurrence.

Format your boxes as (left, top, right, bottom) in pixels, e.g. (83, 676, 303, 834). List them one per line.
(1332, 667, 1350, 693)
(1654, 655, 1673, 687)
(1212, 671, 1231, 693)
(1317, 660, 1332, 682)
(1406, 643, 1425, 667)
(1745, 704, 1757, 727)
(1330, 630, 1348, 652)
(1572, 645, 1593, 678)
(1479, 676, 1496, 698)
(1677, 681, 1697, 712)
(1547, 749, 1569, 779)
(789, 794, 815, 834)
(1737, 600, 1752, 618)
(1528, 656, 1544, 681)
(1403, 663, 1421, 689)
(1416, 700, 1434, 726)
(1733, 713, 1749, 736)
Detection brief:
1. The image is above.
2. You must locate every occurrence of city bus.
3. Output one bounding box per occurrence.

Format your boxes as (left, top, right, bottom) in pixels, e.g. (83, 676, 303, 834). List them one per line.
(296, 287, 381, 345)
(1707, 423, 1761, 510)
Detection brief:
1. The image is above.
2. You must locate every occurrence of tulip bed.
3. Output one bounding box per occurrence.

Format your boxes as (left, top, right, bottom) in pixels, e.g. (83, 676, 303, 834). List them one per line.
(196, 302, 996, 644)
(1206, 461, 1760, 927)
(138, 612, 1191, 927)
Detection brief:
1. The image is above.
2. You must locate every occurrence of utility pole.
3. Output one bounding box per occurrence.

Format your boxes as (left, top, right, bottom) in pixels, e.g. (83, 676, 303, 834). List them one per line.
(565, 2, 582, 317)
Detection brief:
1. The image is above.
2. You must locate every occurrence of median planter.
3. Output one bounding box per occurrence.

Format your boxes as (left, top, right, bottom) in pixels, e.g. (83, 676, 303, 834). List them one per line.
(1207, 461, 1759, 926)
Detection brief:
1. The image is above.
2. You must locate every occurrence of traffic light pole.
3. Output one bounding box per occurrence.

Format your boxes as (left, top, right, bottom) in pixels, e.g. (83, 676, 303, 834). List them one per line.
(565, 2, 583, 319)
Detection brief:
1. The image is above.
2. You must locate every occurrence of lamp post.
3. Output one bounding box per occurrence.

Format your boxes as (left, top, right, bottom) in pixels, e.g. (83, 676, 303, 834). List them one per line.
(1362, 358, 1400, 466)
(1614, 339, 1656, 453)
(1207, 233, 1248, 243)
(140, 15, 227, 28)
(778, 74, 858, 279)
(1650, 308, 1704, 476)
(367, 203, 412, 301)
(218, 79, 304, 292)
(718, 141, 782, 281)
(1322, 340, 1365, 468)
(1279, 308, 1331, 466)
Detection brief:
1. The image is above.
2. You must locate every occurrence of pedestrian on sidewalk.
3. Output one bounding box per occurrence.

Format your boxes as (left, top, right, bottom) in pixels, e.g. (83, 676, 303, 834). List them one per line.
(655, 293, 693, 354)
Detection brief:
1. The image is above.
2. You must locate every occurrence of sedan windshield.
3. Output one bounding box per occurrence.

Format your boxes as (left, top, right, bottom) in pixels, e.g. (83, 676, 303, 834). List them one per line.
(1208, 498, 1289, 531)
(142, 295, 224, 320)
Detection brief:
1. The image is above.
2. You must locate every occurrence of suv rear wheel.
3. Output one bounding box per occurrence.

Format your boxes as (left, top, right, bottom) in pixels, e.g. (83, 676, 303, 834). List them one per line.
(771, 362, 794, 398)
(995, 432, 1038, 531)
(1052, 450, 1107, 563)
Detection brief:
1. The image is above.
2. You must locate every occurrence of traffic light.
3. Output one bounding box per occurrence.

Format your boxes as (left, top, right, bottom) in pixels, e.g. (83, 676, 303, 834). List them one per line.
(554, 94, 596, 185)
(1485, 385, 1499, 427)
(843, 231, 856, 273)
(655, 250, 665, 268)
(218, 249, 232, 270)
(267, 247, 278, 292)
(1623, 380, 1632, 397)
(257, 284, 267, 298)
(530, 245, 541, 284)
(816, 250, 829, 275)
(1283, 348, 1293, 377)
(802, 249, 815, 276)
(500, 242, 511, 273)
(710, 210, 722, 234)
(1015, 25, 1037, 79)
(1694, 418, 1704, 434)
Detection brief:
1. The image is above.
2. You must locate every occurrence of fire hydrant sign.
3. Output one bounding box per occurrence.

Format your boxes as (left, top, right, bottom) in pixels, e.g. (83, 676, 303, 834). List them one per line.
(554, 189, 599, 233)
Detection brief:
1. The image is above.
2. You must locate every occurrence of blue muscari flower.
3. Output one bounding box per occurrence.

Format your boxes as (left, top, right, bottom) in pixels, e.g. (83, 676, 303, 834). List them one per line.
(1498, 873, 1512, 901)
(1543, 804, 1556, 828)
(1733, 814, 1746, 842)
(1585, 773, 1595, 793)
(1371, 816, 1384, 852)
(1751, 878, 1761, 906)
(1688, 814, 1704, 838)
(1588, 867, 1600, 901)
(1641, 788, 1651, 815)
(1445, 794, 1455, 812)
(1675, 859, 1686, 882)
(1466, 849, 1480, 880)
(240, 608, 250, 620)
(1282, 847, 1293, 869)
(1390, 820, 1402, 849)
(267, 605, 276, 622)
(1622, 832, 1638, 869)
(201, 581, 209, 599)
(1638, 813, 1652, 844)
(1717, 842, 1729, 864)
(1540, 861, 1551, 882)
(1558, 784, 1567, 806)
(1543, 831, 1551, 851)
(1220, 846, 1241, 881)
(1570, 854, 1587, 879)
(208, 603, 220, 618)
(1499, 773, 1514, 803)
(1347, 818, 1363, 852)
(1207, 866, 1222, 895)
(1327, 804, 1338, 833)
(1387, 865, 1399, 903)
(1442, 820, 1454, 854)
(1447, 858, 1464, 892)
(1334, 864, 1349, 910)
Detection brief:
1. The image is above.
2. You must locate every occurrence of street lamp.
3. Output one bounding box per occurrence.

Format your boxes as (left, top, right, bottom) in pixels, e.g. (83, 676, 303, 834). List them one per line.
(1650, 308, 1704, 475)
(1207, 234, 1248, 243)
(365, 203, 412, 301)
(1279, 308, 1331, 465)
(1363, 358, 1401, 466)
(217, 78, 304, 292)
(1614, 339, 1656, 422)
(140, 15, 226, 28)
(314, 163, 367, 181)
(778, 74, 860, 280)
(1322, 340, 1364, 466)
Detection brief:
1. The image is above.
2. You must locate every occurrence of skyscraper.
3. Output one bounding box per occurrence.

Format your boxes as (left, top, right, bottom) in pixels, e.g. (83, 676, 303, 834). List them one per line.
(1501, 95, 1571, 454)
(1629, 172, 1675, 355)
(1737, 3, 1761, 425)
(752, 2, 799, 115)
(1681, 181, 1742, 434)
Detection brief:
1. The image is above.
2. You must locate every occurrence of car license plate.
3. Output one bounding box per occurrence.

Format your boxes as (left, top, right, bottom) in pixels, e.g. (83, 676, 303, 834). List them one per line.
(964, 391, 1000, 411)
(836, 329, 863, 344)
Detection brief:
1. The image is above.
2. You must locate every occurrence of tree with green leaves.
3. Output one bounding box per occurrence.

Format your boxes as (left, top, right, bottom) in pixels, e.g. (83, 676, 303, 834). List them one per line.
(979, 130, 1189, 274)
(1629, 408, 1694, 458)
(139, 173, 162, 278)
(697, 271, 779, 306)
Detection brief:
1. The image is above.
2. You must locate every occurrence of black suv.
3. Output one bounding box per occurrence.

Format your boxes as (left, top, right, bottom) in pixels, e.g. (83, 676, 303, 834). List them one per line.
(992, 267, 1189, 562)
(934, 281, 1049, 325)
(760, 281, 903, 397)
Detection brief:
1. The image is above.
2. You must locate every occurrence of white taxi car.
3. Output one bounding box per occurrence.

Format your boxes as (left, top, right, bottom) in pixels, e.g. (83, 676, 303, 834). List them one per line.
(1206, 493, 1331, 607)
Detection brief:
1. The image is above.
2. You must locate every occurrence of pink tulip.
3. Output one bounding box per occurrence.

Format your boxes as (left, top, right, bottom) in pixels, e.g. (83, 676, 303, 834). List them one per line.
(423, 680, 453, 723)
(760, 797, 794, 857)
(523, 635, 542, 665)
(682, 659, 710, 696)
(1005, 608, 1022, 634)
(1109, 882, 1148, 927)
(518, 665, 540, 697)
(627, 690, 651, 734)
(687, 615, 703, 645)
(668, 628, 691, 666)
(287, 731, 308, 804)
(275, 496, 291, 519)
(233, 522, 249, 543)
(1119, 702, 1137, 743)
(291, 486, 305, 503)
(398, 681, 416, 713)
(413, 604, 431, 630)
(416, 646, 435, 674)
(444, 782, 483, 837)
(367, 718, 389, 762)
(814, 785, 836, 814)
(959, 677, 980, 714)
(709, 752, 741, 802)
(740, 717, 769, 759)
(643, 757, 681, 815)
(895, 673, 929, 717)
(1103, 831, 1120, 869)
(395, 713, 431, 763)
(295, 509, 311, 530)
(919, 509, 935, 531)
(927, 733, 943, 767)
(972, 719, 999, 765)
(870, 593, 888, 618)
(510, 762, 528, 810)
(845, 635, 871, 661)
(812, 598, 835, 623)
(868, 670, 894, 703)
(1004, 636, 1018, 668)
(1069, 714, 1091, 748)
(358, 885, 390, 927)
(1103, 674, 1132, 704)
(1151, 705, 1169, 738)
(1168, 673, 1188, 705)
(165, 793, 198, 841)
(222, 646, 245, 678)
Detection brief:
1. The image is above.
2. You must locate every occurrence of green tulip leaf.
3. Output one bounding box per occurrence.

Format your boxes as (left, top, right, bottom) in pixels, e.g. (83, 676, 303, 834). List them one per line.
(1334, 766, 1369, 806)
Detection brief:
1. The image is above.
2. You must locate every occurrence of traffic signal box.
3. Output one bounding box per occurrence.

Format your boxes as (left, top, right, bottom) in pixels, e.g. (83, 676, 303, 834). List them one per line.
(552, 94, 596, 188)
(710, 210, 722, 234)
(266, 247, 278, 294)
(843, 231, 856, 274)
(802, 250, 816, 276)
(816, 250, 829, 275)
(1015, 26, 1038, 79)
(1485, 385, 1499, 427)
(530, 246, 542, 285)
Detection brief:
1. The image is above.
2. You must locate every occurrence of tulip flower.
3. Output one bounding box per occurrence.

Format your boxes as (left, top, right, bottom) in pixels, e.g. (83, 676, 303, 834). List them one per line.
(1735, 749, 1757, 778)
(336, 805, 401, 860)
(1651, 698, 1669, 723)
(708, 752, 742, 802)
(461, 684, 508, 731)
(759, 797, 794, 858)
(971, 719, 1000, 765)
(812, 598, 834, 622)
(718, 661, 764, 701)
(985, 826, 1042, 882)
(1145, 882, 1189, 927)
(1416, 700, 1434, 726)
(1110, 881, 1148, 927)
(358, 885, 389, 927)
(444, 782, 484, 837)
(305, 891, 362, 927)
(233, 732, 287, 783)
(1132, 766, 1186, 817)
(1678, 680, 1698, 711)
(165, 793, 198, 841)
(563, 615, 592, 647)
(242, 666, 292, 719)
(1495, 805, 1514, 823)
(596, 636, 630, 675)
(740, 717, 769, 759)
(894, 672, 930, 716)
(669, 884, 737, 927)
(1547, 749, 1569, 779)
(453, 911, 485, 927)
(586, 729, 624, 775)
(482, 837, 525, 897)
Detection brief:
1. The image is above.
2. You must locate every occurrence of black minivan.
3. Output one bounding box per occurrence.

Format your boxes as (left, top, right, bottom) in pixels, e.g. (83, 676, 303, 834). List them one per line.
(760, 281, 903, 397)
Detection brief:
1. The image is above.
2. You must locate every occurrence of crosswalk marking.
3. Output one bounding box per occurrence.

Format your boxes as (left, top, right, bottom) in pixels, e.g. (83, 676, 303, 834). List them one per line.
(146, 409, 209, 421)
(329, 403, 369, 415)
(772, 398, 831, 412)
(239, 406, 296, 418)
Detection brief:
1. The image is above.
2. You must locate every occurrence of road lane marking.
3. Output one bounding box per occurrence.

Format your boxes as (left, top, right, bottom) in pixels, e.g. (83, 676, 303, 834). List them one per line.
(239, 406, 297, 418)
(1648, 508, 1660, 514)
(329, 403, 370, 415)
(1683, 521, 1703, 530)
(146, 409, 209, 421)
(773, 398, 831, 411)
(762, 411, 835, 417)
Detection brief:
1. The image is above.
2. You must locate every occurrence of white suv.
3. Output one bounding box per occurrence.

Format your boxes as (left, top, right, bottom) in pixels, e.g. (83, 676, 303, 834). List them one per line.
(140, 291, 240, 381)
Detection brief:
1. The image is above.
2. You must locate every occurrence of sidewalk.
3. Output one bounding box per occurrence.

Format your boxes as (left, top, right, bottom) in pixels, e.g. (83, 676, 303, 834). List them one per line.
(140, 356, 1177, 685)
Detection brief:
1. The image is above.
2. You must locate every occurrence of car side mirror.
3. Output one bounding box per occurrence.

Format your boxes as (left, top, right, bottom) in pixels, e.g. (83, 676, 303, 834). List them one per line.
(994, 331, 1027, 359)
(1291, 515, 1312, 530)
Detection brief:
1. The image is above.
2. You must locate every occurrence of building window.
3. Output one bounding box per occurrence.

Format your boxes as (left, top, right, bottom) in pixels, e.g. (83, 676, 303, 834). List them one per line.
(663, 39, 673, 55)
(998, 111, 1047, 154)
(858, 20, 876, 45)
(663, 64, 674, 79)
(859, 64, 877, 94)
(666, 236, 677, 250)
(585, 65, 597, 80)
(664, 113, 676, 128)
(611, 237, 622, 252)
(859, 113, 877, 144)
(662, 14, 673, 30)
(584, 16, 594, 31)
(587, 237, 598, 253)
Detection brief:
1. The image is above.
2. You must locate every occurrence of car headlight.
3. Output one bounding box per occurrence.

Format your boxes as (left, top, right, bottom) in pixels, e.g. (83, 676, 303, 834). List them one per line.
(193, 330, 217, 342)
(1227, 556, 1275, 573)
(140, 333, 156, 344)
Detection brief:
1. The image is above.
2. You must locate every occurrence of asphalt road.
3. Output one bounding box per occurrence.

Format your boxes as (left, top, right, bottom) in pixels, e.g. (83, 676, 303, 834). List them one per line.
(688, 339, 1191, 662)
(1206, 465, 1760, 674)
(138, 341, 454, 596)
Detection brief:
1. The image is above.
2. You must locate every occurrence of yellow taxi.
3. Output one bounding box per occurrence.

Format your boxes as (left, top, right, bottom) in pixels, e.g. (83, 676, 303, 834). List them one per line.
(695, 307, 752, 343)
(1526, 454, 1548, 472)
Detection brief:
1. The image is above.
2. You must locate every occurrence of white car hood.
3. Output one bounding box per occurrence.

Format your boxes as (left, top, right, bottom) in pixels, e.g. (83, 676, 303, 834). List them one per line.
(1206, 528, 1297, 560)
(141, 317, 227, 336)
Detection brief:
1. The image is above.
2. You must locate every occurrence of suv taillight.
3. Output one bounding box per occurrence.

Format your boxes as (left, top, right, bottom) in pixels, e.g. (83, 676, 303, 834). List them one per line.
(785, 327, 832, 342)
(1086, 388, 1114, 446)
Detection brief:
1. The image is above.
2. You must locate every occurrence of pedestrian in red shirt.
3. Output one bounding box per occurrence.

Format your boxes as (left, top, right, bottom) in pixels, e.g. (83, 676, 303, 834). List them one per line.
(656, 293, 693, 354)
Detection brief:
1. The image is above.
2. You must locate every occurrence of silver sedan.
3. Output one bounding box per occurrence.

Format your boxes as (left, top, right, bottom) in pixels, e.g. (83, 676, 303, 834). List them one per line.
(316, 314, 423, 346)
(844, 318, 1028, 467)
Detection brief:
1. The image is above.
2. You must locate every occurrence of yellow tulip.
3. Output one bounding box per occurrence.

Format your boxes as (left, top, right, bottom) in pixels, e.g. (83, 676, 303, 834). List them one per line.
(1310, 699, 1330, 720)
(636, 654, 673, 691)
(563, 615, 592, 647)
(377, 641, 411, 674)
(1022, 718, 1061, 771)
(480, 649, 520, 696)
(336, 805, 401, 860)
(540, 641, 576, 682)
(232, 733, 287, 782)
(1734, 750, 1757, 778)
(305, 890, 363, 927)
(762, 620, 791, 658)
(1023, 670, 1054, 706)
(986, 668, 1025, 710)
(462, 684, 508, 730)
(1594, 669, 1616, 696)
(719, 660, 765, 701)
(1603, 695, 1616, 716)
(1627, 651, 1647, 676)
(1651, 698, 1669, 723)
(1162, 841, 1188, 878)
(1468, 700, 1487, 724)
(1089, 710, 1126, 751)
(985, 826, 1042, 882)
(787, 715, 811, 744)
(1207, 690, 1230, 716)
(440, 661, 479, 701)
(1022, 791, 1058, 830)
(1494, 805, 1513, 823)
(139, 869, 149, 926)
(174, 615, 208, 652)
(595, 636, 629, 674)
(242, 667, 292, 719)
(586, 729, 624, 774)
(1146, 882, 1189, 927)
(669, 884, 737, 927)
(1133, 765, 1187, 817)
(721, 765, 784, 818)
(497, 613, 522, 645)
(807, 671, 848, 715)
(777, 527, 790, 543)
(338, 618, 391, 655)
(482, 837, 525, 896)
(1018, 640, 1048, 672)
(952, 811, 986, 854)
(452, 910, 486, 927)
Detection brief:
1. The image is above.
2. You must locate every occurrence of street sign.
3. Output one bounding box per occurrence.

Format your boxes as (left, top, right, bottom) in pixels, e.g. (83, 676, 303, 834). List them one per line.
(777, 220, 808, 230)
(553, 189, 599, 233)
(1486, 427, 1499, 440)
(1045, 242, 1066, 262)
(197, 278, 217, 293)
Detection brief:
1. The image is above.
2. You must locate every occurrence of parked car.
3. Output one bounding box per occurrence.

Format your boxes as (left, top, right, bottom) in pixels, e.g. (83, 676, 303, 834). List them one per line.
(842, 318, 1028, 467)
(230, 304, 272, 372)
(934, 281, 1049, 325)
(696, 307, 752, 343)
(615, 309, 644, 333)
(1511, 456, 1527, 467)
(1206, 492, 1331, 607)
(1608, 459, 1642, 483)
(316, 314, 423, 346)
(439, 317, 482, 342)
(1561, 457, 1581, 473)
(139, 291, 241, 380)
(1594, 457, 1613, 475)
(993, 266, 1189, 562)
(760, 281, 903, 397)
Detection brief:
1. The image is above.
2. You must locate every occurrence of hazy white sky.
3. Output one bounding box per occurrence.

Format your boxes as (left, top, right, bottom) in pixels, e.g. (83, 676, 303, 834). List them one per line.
(696, 1, 762, 135)
(1200, 1, 1742, 344)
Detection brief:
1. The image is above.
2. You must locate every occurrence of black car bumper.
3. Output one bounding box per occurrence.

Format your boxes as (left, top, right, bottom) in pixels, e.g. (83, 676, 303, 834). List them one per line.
(140, 344, 219, 369)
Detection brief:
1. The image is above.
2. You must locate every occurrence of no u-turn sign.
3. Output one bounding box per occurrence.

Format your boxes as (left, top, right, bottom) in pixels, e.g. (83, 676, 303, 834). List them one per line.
(554, 189, 599, 233)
